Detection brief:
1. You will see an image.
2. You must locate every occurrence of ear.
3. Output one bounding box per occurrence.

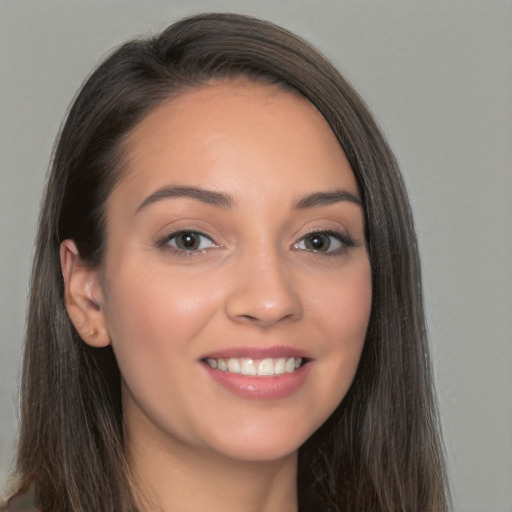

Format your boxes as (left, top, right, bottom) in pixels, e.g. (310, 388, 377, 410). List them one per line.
(60, 239, 110, 347)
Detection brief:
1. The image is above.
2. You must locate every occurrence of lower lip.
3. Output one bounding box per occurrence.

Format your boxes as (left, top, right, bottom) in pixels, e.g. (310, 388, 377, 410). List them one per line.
(202, 362, 311, 400)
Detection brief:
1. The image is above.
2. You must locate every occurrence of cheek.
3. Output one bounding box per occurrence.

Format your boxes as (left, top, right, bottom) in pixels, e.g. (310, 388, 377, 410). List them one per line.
(102, 261, 224, 436)
(333, 261, 371, 362)
(102, 260, 223, 388)
(311, 257, 372, 347)
(105, 261, 217, 341)
(305, 258, 372, 405)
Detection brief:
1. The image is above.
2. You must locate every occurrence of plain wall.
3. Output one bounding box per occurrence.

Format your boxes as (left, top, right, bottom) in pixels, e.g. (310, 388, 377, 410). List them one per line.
(1, 1, 511, 510)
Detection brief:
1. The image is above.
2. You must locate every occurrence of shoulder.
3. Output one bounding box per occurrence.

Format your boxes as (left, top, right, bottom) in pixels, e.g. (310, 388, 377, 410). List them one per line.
(2, 481, 42, 512)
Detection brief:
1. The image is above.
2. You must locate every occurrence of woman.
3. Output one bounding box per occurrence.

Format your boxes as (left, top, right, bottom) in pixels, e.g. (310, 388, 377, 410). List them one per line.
(3, 13, 449, 512)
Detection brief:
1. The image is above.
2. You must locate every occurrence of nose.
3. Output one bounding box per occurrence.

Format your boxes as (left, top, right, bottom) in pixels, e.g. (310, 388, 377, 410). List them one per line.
(225, 247, 303, 327)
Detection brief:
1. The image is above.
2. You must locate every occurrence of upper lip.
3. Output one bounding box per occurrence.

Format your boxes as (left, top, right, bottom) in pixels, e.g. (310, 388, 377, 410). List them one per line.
(200, 345, 312, 360)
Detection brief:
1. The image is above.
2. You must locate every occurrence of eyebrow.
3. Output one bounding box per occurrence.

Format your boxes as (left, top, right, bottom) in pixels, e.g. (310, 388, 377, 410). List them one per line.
(135, 185, 233, 214)
(135, 185, 361, 215)
(294, 190, 362, 209)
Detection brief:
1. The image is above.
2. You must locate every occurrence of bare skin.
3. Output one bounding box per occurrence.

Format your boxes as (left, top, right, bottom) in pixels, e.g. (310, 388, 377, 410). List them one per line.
(62, 79, 372, 511)
(126, 417, 298, 512)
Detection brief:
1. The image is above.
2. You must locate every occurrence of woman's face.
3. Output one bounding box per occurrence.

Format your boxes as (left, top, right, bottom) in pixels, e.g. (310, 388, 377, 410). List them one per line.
(97, 79, 372, 463)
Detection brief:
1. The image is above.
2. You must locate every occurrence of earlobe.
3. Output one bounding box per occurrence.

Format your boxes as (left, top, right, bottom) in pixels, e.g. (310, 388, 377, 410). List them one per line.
(60, 240, 110, 347)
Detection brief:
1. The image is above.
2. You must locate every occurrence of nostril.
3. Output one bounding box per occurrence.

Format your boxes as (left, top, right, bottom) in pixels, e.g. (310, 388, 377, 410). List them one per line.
(235, 311, 297, 325)
(239, 314, 259, 322)
(224, 272, 304, 326)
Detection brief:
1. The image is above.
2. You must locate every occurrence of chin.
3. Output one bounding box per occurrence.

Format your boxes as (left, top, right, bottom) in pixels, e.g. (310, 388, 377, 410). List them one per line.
(201, 419, 319, 464)
(215, 440, 301, 464)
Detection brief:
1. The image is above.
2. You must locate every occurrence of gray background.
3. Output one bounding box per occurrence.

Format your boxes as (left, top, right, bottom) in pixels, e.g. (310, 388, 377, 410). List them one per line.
(1, 1, 511, 510)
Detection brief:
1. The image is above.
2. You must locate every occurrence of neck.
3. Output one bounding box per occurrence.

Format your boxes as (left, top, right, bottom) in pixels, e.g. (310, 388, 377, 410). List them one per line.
(126, 423, 298, 512)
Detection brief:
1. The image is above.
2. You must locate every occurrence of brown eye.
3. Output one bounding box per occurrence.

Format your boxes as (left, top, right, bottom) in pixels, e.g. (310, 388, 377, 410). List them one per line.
(294, 230, 354, 254)
(303, 233, 334, 252)
(167, 231, 215, 251)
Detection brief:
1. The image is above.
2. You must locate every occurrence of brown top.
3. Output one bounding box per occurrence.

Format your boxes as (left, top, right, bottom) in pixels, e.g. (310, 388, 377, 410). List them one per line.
(3, 481, 41, 512)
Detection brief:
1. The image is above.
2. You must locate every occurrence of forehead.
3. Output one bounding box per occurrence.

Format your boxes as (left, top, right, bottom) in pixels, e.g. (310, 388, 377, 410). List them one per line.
(114, 79, 357, 212)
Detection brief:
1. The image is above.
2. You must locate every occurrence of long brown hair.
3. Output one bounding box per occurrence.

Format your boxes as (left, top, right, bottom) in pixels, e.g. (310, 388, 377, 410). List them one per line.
(9, 13, 449, 512)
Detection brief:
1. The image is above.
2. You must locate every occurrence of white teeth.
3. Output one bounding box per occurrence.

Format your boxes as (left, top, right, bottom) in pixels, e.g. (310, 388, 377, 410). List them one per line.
(258, 358, 274, 376)
(285, 357, 296, 373)
(206, 356, 303, 375)
(227, 358, 241, 373)
(274, 358, 285, 375)
(240, 358, 257, 376)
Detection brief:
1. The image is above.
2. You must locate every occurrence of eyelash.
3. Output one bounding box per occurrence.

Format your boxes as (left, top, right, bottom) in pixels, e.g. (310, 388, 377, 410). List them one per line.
(293, 229, 356, 256)
(155, 229, 218, 257)
(155, 228, 356, 257)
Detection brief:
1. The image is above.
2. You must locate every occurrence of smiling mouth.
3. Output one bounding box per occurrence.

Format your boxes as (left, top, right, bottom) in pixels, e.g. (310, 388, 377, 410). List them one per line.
(204, 357, 304, 376)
